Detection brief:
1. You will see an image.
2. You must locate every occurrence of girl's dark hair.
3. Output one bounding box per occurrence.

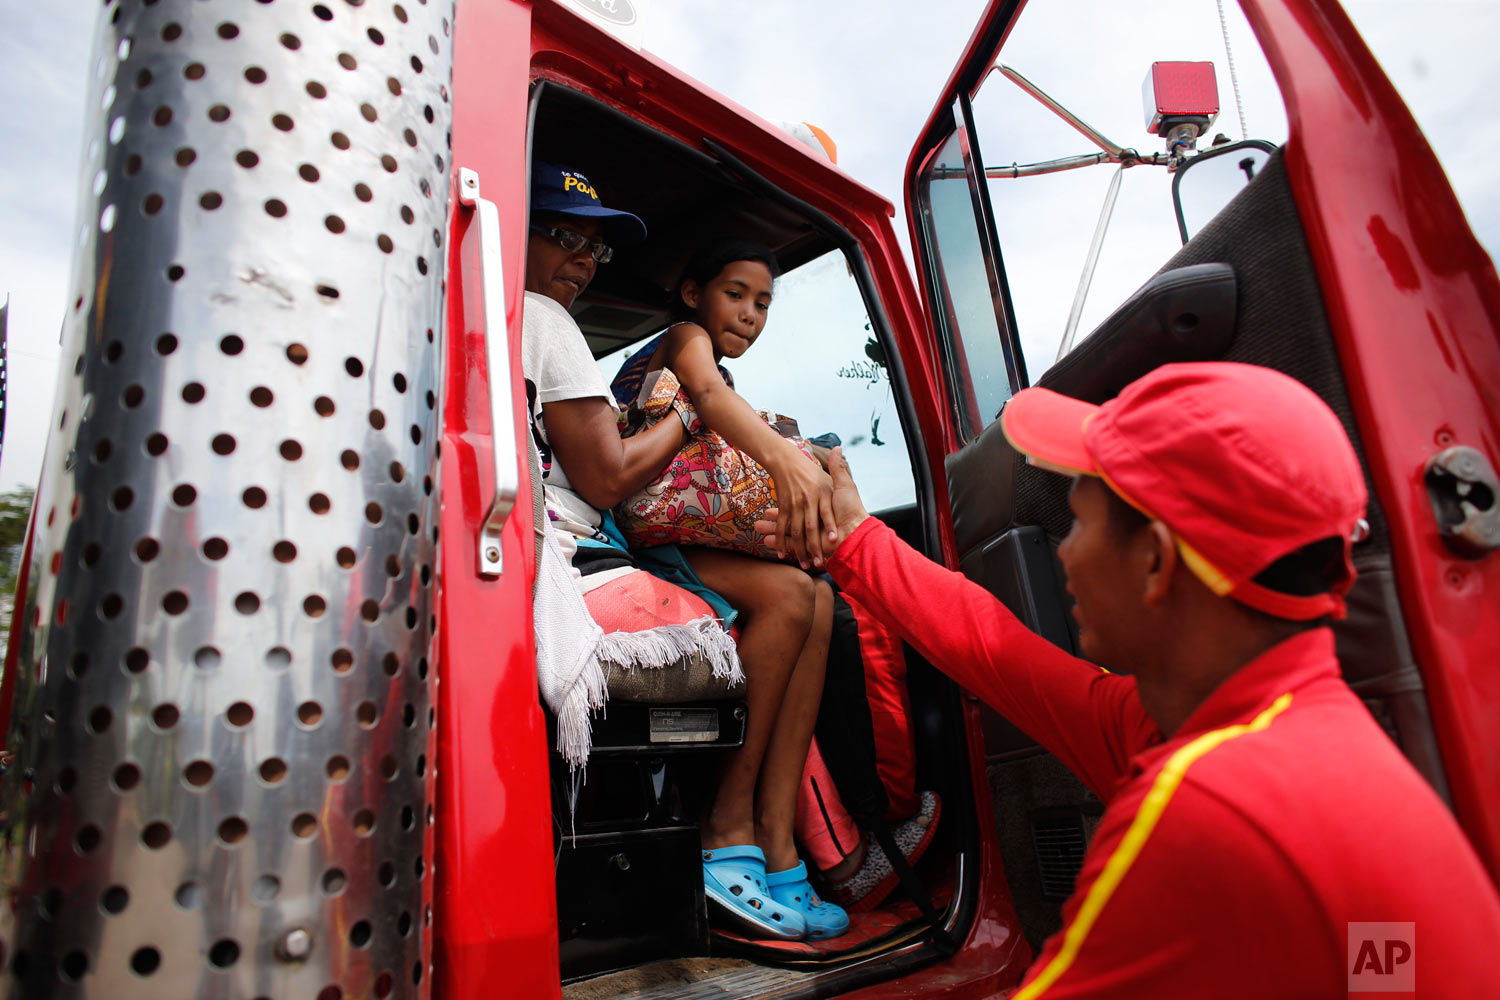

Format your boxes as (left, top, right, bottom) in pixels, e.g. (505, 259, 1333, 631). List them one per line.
(668, 237, 782, 319)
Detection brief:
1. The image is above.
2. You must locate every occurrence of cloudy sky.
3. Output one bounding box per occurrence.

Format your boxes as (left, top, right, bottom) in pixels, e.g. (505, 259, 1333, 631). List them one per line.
(1, 0, 1495, 495)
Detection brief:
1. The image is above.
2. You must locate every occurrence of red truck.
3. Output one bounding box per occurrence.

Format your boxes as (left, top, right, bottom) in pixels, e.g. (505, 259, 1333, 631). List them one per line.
(1, 0, 1495, 997)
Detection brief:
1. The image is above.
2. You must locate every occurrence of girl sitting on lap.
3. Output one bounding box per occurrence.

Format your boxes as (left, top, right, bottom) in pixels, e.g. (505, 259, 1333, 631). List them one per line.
(609, 238, 848, 940)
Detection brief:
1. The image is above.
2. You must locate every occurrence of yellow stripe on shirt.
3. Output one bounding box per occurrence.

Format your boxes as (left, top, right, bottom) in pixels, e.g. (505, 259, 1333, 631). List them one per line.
(1014, 692, 1295, 999)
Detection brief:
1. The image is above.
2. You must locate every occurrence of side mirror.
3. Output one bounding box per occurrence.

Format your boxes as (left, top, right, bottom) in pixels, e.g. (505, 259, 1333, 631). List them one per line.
(1172, 139, 1278, 243)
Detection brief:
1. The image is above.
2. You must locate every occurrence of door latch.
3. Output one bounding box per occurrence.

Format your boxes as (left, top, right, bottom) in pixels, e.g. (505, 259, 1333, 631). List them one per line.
(1424, 445, 1499, 558)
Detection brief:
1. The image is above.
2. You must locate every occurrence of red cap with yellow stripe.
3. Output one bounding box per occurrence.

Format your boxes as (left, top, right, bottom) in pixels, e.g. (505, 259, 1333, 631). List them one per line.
(1000, 362, 1368, 620)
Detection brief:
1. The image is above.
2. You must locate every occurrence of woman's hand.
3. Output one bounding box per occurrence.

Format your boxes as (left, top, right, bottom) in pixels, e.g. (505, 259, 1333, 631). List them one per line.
(766, 441, 838, 568)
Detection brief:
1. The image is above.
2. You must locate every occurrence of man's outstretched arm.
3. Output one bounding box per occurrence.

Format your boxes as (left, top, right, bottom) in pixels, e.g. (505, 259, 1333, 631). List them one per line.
(762, 448, 1159, 798)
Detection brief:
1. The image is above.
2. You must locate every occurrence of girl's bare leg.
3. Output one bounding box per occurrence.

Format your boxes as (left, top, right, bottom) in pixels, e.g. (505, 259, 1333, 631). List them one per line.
(684, 549, 814, 852)
(756, 578, 833, 873)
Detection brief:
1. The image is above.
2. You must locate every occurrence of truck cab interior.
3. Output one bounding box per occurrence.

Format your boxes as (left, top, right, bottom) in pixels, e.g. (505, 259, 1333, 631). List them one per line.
(529, 80, 973, 993)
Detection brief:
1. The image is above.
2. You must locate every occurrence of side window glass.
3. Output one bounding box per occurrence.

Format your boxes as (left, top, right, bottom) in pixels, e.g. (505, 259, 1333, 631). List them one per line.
(916, 127, 1018, 436)
(598, 251, 917, 513)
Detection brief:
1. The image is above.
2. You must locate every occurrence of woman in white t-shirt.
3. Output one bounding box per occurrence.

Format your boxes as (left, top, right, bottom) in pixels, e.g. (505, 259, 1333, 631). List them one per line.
(521, 163, 846, 941)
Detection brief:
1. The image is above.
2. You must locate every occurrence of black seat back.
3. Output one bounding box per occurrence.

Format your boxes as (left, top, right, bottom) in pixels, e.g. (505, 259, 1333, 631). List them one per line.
(951, 149, 1449, 799)
(946, 149, 1450, 949)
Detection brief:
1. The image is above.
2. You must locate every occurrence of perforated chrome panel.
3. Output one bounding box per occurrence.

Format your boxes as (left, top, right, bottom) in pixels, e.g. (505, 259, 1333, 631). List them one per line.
(0, 1, 454, 996)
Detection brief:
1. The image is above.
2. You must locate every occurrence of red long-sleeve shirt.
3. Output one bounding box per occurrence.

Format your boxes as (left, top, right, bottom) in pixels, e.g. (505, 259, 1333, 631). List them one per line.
(829, 517, 1500, 998)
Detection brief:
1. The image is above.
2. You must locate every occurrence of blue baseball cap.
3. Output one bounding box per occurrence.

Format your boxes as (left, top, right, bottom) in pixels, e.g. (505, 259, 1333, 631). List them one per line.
(530, 162, 647, 246)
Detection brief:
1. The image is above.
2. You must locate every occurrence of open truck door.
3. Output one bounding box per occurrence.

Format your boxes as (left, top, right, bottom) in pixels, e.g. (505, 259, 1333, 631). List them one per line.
(902, 0, 1500, 957)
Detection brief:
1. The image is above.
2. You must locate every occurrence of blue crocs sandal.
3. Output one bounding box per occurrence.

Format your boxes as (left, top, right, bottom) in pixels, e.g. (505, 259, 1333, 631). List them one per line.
(702, 845, 807, 941)
(766, 861, 850, 940)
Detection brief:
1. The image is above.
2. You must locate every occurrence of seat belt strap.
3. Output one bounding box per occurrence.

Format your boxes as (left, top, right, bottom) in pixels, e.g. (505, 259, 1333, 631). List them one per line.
(868, 817, 959, 955)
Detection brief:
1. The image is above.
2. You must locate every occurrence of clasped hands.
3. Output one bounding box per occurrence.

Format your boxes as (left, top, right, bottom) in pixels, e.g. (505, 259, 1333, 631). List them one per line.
(759, 446, 870, 568)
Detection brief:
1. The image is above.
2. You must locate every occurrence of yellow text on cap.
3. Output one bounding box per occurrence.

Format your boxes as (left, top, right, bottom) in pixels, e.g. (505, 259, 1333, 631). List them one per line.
(563, 176, 599, 201)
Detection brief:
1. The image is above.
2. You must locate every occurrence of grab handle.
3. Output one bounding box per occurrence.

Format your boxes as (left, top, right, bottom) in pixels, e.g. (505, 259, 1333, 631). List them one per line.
(458, 167, 518, 578)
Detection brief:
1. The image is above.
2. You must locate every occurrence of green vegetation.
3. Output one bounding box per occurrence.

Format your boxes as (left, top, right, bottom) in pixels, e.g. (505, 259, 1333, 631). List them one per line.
(0, 487, 35, 597)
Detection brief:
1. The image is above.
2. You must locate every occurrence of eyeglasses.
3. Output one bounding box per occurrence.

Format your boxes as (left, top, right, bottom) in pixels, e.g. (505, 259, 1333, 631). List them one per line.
(529, 225, 614, 263)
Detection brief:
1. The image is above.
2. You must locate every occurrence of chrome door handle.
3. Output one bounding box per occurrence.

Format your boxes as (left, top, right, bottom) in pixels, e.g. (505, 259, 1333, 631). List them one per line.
(458, 167, 518, 578)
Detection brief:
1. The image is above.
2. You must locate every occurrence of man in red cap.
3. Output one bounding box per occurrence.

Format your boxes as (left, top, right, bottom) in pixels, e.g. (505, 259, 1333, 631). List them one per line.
(767, 362, 1500, 995)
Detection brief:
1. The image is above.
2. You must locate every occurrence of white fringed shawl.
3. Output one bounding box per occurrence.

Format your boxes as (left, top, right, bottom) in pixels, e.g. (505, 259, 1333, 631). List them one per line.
(533, 511, 741, 768)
